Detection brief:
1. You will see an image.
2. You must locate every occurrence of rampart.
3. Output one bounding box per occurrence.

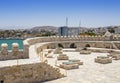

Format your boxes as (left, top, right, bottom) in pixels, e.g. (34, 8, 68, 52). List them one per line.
(22, 36, 120, 62)
(25, 35, 120, 45)
(0, 42, 29, 61)
(24, 36, 120, 51)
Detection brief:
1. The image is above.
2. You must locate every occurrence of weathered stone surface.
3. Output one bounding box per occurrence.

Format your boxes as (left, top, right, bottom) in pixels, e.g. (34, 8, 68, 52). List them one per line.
(95, 56, 112, 64)
(108, 52, 120, 60)
(59, 63, 79, 70)
(69, 59, 83, 65)
(80, 50, 91, 54)
(0, 62, 64, 83)
(112, 54, 120, 60)
(12, 43, 19, 52)
(54, 48, 63, 54)
(1, 43, 8, 56)
(57, 54, 69, 60)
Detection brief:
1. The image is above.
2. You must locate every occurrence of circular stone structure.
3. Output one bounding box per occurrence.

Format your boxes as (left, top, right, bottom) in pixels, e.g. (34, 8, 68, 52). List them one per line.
(23, 36, 120, 83)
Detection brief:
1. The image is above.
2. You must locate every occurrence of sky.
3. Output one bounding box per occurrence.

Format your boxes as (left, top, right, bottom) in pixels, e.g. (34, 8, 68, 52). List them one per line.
(0, 0, 120, 29)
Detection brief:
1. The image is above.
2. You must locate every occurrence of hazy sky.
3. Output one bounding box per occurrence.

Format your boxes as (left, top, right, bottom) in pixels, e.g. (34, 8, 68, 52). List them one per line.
(0, 0, 120, 29)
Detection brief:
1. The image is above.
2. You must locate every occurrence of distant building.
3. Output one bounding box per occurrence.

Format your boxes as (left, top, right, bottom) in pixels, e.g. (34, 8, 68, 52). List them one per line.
(114, 27, 120, 34)
(58, 26, 68, 36)
(104, 31, 112, 37)
(68, 28, 79, 36)
(58, 26, 79, 36)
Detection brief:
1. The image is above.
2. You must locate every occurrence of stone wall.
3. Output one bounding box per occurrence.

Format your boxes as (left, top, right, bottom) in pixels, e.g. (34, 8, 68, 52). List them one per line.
(24, 36, 120, 46)
(0, 43, 29, 61)
(0, 62, 64, 83)
(24, 36, 120, 49)
(22, 36, 120, 63)
(34, 41, 120, 50)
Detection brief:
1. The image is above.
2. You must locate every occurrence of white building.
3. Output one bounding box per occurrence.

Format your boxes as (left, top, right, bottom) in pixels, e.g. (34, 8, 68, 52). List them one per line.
(68, 28, 79, 36)
(114, 27, 120, 34)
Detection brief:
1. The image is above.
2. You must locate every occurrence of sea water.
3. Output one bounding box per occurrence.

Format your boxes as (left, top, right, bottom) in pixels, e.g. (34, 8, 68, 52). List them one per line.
(0, 39, 23, 50)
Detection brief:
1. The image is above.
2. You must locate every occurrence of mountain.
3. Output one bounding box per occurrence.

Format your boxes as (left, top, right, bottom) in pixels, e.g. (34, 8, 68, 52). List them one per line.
(30, 26, 58, 33)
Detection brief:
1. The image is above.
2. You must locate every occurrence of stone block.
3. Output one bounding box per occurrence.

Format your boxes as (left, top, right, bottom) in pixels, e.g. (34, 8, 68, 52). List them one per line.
(108, 53, 120, 60)
(59, 64, 79, 70)
(69, 59, 83, 65)
(57, 54, 69, 60)
(54, 48, 62, 54)
(80, 50, 91, 54)
(95, 56, 112, 64)
(112, 54, 120, 60)
(47, 55, 53, 58)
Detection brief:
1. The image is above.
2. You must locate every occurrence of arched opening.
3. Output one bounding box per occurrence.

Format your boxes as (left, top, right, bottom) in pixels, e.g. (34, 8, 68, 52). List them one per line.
(0, 80, 4, 83)
(58, 43, 64, 48)
(85, 44, 90, 47)
(47, 46, 49, 49)
(105, 46, 110, 48)
(70, 43, 77, 48)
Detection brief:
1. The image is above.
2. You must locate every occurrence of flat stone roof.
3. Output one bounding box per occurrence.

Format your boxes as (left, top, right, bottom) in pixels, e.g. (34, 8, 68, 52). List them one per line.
(44, 48, 120, 83)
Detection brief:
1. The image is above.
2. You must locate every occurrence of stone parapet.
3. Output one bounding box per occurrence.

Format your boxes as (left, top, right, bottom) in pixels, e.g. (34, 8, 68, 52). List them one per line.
(0, 43, 29, 61)
(12, 43, 19, 52)
(1, 43, 8, 56)
(23, 36, 120, 46)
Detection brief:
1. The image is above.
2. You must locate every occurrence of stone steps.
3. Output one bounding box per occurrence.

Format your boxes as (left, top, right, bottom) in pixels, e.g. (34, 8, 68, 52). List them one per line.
(46, 63, 65, 78)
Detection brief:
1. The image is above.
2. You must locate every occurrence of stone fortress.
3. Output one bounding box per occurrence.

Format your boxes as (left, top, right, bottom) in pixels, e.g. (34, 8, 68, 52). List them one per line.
(0, 32, 120, 83)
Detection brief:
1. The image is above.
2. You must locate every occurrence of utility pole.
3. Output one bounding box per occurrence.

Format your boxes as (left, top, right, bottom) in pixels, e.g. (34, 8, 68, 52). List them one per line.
(66, 17, 68, 27)
(79, 20, 81, 28)
(79, 20, 81, 34)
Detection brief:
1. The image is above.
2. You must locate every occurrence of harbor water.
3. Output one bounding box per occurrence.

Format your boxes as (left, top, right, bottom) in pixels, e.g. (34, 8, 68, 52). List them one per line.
(0, 39, 23, 50)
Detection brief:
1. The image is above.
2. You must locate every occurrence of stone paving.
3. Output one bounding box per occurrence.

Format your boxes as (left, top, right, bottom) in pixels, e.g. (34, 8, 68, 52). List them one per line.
(44, 49, 120, 83)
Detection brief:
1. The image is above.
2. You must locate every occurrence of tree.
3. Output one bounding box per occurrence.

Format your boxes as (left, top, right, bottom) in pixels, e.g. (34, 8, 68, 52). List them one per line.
(108, 28, 115, 33)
